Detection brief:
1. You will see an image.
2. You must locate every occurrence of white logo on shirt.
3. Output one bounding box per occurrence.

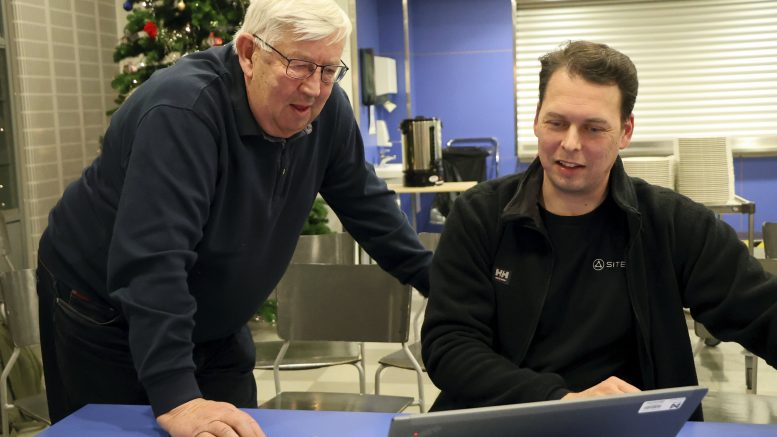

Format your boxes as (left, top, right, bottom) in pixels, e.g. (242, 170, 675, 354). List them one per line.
(593, 258, 626, 271)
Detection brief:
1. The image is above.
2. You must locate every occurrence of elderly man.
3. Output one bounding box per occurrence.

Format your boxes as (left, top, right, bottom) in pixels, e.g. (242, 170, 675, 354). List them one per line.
(37, 0, 430, 435)
(422, 40, 777, 420)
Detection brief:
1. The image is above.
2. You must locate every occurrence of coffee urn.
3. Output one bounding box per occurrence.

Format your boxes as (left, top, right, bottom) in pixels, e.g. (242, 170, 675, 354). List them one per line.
(400, 116, 444, 186)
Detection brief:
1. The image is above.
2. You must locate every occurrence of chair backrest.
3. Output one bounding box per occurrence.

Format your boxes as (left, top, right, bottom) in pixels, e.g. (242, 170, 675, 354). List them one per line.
(276, 264, 412, 343)
(758, 258, 777, 276)
(0, 269, 39, 348)
(418, 233, 440, 252)
(291, 233, 356, 264)
(676, 137, 735, 205)
(763, 222, 777, 259)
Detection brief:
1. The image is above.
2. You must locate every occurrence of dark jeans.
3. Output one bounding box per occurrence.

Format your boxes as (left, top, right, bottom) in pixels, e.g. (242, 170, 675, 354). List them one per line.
(36, 261, 258, 424)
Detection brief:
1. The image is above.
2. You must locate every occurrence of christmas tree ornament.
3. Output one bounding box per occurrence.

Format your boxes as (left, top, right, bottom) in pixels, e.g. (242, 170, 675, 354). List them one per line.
(122, 0, 133, 11)
(176, 0, 185, 11)
(144, 21, 158, 40)
(207, 32, 223, 47)
(162, 51, 183, 64)
(119, 54, 148, 74)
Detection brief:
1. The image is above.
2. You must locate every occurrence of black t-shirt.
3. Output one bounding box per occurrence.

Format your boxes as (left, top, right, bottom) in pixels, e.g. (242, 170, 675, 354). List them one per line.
(523, 196, 642, 392)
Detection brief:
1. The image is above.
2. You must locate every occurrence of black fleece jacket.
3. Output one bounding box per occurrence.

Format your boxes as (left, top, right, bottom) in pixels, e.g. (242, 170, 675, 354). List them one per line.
(423, 157, 777, 419)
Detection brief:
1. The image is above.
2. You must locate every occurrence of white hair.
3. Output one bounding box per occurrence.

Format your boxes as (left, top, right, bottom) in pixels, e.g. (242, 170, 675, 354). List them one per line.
(234, 0, 352, 53)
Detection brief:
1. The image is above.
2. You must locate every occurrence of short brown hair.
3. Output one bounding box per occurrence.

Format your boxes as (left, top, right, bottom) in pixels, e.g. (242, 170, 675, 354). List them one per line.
(538, 40, 638, 123)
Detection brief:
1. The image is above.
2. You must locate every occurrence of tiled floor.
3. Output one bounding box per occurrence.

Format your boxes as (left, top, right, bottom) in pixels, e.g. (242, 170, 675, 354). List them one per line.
(20, 293, 777, 435)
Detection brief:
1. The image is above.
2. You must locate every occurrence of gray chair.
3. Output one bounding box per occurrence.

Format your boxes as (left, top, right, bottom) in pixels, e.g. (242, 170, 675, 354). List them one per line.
(0, 269, 50, 436)
(254, 233, 366, 395)
(374, 232, 440, 412)
(0, 211, 48, 436)
(259, 264, 415, 413)
(763, 222, 777, 259)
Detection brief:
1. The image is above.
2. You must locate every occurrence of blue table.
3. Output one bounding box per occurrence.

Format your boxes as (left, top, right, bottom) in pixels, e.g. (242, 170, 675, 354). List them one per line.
(38, 404, 777, 436)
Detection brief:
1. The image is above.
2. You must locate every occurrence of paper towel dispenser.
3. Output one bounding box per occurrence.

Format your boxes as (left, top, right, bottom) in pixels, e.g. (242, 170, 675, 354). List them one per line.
(373, 55, 397, 96)
(359, 48, 398, 106)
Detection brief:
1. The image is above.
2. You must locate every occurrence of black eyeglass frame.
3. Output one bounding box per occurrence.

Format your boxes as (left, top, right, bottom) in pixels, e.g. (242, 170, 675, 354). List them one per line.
(253, 34, 349, 84)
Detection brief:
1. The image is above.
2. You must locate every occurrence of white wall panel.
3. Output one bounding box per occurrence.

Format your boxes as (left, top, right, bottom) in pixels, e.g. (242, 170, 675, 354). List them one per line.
(514, 0, 777, 158)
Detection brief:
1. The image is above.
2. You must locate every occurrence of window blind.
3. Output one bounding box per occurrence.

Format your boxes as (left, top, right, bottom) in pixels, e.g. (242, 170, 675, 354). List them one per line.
(514, 0, 777, 159)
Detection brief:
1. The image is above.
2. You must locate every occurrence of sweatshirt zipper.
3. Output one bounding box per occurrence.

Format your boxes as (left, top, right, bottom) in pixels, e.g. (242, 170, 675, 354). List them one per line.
(273, 140, 288, 201)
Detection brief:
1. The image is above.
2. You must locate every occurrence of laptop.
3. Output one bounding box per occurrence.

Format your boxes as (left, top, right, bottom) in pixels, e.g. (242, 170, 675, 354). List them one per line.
(388, 386, 707, 437)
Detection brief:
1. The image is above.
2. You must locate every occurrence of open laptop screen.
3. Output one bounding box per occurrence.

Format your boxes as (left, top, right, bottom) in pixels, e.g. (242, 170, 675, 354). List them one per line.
(389, 386, 707, 437)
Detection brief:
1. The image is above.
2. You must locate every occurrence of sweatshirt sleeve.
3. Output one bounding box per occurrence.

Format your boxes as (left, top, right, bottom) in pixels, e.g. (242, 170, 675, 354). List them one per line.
(422, 187, 568, 408)
(107, 105, 218, 416)
(319, 89, 431, 295)
(674, 197, 777, 367)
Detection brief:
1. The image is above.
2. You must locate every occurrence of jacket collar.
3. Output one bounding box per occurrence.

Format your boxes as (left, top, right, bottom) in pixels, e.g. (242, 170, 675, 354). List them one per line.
(501, 157, 545, 226)
(501, 155, 641, 225)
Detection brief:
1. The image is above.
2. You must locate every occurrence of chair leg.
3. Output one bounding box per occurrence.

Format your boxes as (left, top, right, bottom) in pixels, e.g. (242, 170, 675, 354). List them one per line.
(374, 364, 386, 395)
(412, 298, 427, 343)
(1, 348, 21, 437)
(272, 341, 291, 395)
(357, 342, 367, 394)
(354, 362, 366, 395)
(403, 343, 426, 413)
(746, 352, 758, 394)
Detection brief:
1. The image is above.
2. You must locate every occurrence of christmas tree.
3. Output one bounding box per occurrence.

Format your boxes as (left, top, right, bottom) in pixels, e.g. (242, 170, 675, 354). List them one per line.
(111, 0, 250, 111)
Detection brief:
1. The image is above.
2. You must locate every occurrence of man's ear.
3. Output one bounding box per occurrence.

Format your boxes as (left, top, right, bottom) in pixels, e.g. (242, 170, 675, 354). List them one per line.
(235, 33, 256, 78)
(533, 102, 542, 138)
(619, 113, 635, 151)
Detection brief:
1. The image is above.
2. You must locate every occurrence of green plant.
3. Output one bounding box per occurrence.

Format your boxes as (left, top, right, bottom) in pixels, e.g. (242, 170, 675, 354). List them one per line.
(301, 198, 332, 235)
(255, 298, 277, 325)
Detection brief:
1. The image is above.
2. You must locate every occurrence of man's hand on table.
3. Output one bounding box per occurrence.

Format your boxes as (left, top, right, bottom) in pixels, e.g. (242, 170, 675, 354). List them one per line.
(561, 376, 641, 401)
(157, 398, 266, 437)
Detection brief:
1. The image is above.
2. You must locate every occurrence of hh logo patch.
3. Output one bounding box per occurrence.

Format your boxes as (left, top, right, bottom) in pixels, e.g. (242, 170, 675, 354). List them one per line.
(494, 268, 511, 284)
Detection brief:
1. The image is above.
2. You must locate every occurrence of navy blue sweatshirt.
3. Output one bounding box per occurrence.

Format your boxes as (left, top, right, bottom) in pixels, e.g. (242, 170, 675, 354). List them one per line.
(39, 43, 430, 415)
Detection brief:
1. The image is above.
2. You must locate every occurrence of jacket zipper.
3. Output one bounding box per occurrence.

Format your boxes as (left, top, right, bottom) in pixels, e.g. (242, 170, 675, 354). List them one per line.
(623, 215, 655, 388)
(518, 224, 554, 359)
(273, 140, 288, 201)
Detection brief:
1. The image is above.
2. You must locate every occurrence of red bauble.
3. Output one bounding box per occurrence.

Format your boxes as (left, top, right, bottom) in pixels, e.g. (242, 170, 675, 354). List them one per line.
(144, 21, 158, 40)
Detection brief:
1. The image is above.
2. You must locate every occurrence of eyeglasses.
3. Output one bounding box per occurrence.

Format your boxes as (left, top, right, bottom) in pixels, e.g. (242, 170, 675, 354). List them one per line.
(254, 35, 349, 84)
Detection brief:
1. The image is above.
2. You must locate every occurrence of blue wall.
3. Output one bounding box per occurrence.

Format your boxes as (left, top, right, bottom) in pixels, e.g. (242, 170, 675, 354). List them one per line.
(356, 0, 776, 237)
(410, 0, 517, 176)
(356, 0, 408, 166)
(729, 157, 777, 238)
